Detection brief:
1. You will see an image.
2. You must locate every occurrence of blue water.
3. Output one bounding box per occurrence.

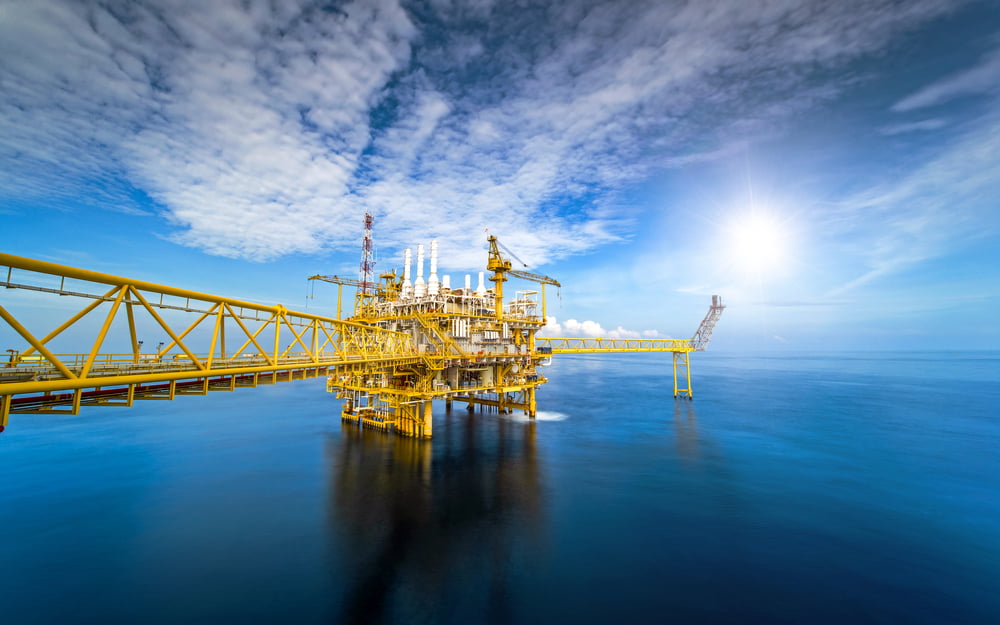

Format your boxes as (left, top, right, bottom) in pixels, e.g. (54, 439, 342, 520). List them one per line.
(2, 352, 998, 624)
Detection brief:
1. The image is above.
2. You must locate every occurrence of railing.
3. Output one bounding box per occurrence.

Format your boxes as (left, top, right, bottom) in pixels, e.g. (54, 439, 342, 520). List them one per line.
(0, 253, 420, 425)
(535, 337, 693, 353)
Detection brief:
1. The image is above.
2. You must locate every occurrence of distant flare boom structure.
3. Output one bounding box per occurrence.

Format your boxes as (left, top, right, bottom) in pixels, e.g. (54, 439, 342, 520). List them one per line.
(691, 295, 726, 351)
(0, 235, 724, 437)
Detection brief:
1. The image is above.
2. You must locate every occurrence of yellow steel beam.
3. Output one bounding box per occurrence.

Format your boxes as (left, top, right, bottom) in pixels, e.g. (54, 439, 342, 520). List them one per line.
(125, 290, 140, 363)
(1, 253, 282, 313)
(279, 313, 316, 361)
(0, 354, 423, 397)
(207, 304, 224, 368)
(81, 286, 127, 377)
(536, 337, 694, 353)
(157, 303, 217, 356)
(0, 305, 78, 380)
(128, 287, 207, 370)
(16, 285, 118, 359)
(0, 252, 406, 335)
(1, 254, 419, 407)
(227, 306, 276, 364)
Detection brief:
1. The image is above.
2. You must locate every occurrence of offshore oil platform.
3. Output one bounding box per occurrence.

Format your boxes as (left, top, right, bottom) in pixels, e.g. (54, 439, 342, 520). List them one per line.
(0, 213, 723, 437)
(314, 213, 723, 437)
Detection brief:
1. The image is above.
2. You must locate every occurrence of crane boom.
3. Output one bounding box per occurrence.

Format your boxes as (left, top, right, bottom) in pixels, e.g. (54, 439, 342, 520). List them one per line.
(308, 275, 367, 319)
(309, 274, 365, 288)
(507, 269, 560, 287)
(496, 239, 528, 268)
(486, 236, 561, 320)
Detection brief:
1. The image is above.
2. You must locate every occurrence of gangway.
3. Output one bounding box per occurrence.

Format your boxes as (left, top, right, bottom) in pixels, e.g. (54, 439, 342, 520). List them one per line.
(0, 253, 418, 430)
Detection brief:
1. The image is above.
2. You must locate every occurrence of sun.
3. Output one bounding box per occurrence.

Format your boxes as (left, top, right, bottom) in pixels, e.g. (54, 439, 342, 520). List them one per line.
(725, 212, 790, 276)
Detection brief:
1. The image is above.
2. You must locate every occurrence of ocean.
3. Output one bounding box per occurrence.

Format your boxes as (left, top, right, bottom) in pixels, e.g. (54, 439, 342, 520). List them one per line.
(1, 351, 998, 624)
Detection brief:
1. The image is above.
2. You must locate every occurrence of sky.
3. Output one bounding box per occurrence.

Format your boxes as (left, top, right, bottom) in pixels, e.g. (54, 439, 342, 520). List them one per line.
(2, 0, 999, 352)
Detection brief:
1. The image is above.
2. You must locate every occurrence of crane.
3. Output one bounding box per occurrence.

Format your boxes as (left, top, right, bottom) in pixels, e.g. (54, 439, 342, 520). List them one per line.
(308, 272, 400, 320)
(308, 274, 362, 320)
(486, 236, 560, 320)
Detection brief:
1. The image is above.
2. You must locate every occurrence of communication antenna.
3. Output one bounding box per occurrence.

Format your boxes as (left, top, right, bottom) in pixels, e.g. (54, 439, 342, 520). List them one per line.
(359, 211, 375, 295)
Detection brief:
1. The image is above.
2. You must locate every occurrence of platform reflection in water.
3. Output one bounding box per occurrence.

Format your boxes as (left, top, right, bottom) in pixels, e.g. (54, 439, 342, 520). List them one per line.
(327, 413, 542, 624)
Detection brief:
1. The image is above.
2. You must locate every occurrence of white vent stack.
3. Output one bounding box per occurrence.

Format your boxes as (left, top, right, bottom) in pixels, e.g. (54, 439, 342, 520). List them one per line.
(475, 271, 487, 297)
(402, 248, 413, 300)
(414, 244, 426, 297)
(442, 275, 451, 291)
(465, 274, 471, 293)
(427, 239, 439, 296)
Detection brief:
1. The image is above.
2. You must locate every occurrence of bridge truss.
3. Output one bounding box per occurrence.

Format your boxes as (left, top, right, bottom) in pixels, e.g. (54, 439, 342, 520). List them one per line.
(0, 253, 417, 430)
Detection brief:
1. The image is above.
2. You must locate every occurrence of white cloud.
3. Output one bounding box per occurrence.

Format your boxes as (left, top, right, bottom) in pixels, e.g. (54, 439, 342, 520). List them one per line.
(878, 118, 949, 135)
(892, 46, 1000, 112)
(0, 0, 973, 264)
(539, 316, 665, 339)
(824, 110, 1000, 297)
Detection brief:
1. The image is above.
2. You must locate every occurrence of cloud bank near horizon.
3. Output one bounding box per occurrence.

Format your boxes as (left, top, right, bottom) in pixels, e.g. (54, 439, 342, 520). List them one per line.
(539, 316, 667, 340)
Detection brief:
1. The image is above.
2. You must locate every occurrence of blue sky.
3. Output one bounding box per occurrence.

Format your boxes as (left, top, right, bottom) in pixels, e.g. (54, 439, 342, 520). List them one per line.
(2, 0, 999, 351)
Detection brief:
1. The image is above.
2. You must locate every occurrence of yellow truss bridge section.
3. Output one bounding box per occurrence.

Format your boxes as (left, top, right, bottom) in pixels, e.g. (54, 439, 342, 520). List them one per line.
(535, 337, 700, 400)
(536, 337, 693, 353)
(0, 253, 418, 428)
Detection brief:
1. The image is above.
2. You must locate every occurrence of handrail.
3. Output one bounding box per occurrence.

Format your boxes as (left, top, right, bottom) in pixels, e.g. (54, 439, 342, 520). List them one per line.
(536, 337, 694, 353)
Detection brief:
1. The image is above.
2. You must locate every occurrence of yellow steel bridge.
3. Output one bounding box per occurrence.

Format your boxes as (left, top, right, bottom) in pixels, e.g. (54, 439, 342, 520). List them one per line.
(0, 250, 723, 436)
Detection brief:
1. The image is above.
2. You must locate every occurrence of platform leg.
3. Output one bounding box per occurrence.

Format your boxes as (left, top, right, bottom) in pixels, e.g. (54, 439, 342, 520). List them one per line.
(422, 400, 433, 438)
(673, 351, 693, 399)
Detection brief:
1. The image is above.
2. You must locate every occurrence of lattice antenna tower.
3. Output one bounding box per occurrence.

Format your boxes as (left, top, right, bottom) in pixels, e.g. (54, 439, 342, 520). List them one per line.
(359, 211, 375, 295)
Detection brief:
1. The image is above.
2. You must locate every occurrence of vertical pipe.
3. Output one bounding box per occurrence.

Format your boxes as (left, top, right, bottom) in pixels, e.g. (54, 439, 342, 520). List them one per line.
(207, 304, 224, 367)
(673, 352, 678, 398)
(219, 307, 227, 360)
(428, 239, 439, 295)
(686, 352, 693, 400)
(402, 248, 413, 299)
(541, 284, 547, 322)
(273, 311, 281, 367)
(414, 244, 426, 297)
(125, 291, 139, 363)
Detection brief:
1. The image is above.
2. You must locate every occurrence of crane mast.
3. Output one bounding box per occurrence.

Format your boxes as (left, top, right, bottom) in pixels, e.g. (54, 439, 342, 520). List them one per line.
(486, 236, 561, 321)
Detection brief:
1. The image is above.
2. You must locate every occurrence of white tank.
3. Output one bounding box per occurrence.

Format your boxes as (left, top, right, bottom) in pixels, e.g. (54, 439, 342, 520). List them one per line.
(414, 244, 426, 297)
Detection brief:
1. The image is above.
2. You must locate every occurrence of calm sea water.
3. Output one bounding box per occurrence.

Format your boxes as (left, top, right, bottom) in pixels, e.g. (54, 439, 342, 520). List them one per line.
(1, 352, 998, 624)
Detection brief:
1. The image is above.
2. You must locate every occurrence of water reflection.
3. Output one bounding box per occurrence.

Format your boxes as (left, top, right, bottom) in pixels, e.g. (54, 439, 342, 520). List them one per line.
(326, 413, 543, 624)
(672, 400, 702, 468)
